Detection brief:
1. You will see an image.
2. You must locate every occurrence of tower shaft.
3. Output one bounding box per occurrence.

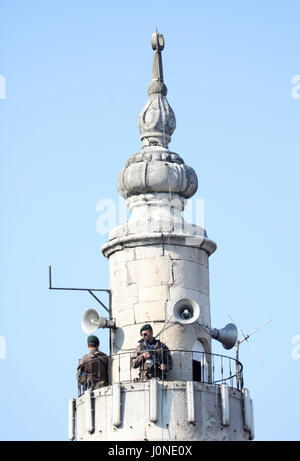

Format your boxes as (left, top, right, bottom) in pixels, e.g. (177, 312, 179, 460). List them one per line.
(73, 32, 254, 442)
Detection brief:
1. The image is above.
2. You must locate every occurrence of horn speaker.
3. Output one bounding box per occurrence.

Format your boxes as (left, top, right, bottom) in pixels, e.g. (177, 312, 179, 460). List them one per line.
(209, 323, 238, 350)
(81, 308, 115, 334)
(173, 298, 200, 324)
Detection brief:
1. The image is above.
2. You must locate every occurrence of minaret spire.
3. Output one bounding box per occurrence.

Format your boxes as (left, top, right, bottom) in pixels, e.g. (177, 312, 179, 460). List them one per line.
(138, 31, 176, 149)
(117, 31, 198, 206)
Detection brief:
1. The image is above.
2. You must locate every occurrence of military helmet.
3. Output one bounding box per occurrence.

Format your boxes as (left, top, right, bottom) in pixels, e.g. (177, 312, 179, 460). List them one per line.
(140, 323, 153, 334)
(87, 335, 100, 347)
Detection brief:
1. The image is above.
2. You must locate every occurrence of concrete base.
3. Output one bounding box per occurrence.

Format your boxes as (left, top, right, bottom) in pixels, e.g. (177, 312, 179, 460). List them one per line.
(74, 381, 251, 441)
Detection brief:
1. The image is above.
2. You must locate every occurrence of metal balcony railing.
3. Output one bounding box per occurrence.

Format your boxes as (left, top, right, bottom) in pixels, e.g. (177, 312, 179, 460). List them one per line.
(77, 349, 243, 396)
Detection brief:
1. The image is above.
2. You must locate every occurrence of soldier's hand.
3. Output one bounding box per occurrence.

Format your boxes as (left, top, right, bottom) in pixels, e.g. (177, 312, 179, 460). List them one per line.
(143, 352, 151, 359)
(160, 363, 167, 370)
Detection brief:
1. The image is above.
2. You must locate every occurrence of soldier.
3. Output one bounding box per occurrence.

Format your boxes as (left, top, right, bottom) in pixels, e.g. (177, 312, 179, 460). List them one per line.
(131, 324, 173, 381)
(77, 335, 108, 393)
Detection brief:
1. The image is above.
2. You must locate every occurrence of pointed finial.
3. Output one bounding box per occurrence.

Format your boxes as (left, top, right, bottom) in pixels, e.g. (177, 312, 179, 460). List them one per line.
(148, 31, 167, 96)
(138, 31, 176, 148)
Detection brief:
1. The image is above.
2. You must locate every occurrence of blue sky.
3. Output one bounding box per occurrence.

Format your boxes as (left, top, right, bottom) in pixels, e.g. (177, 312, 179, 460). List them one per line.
(1, 0, 300, 441)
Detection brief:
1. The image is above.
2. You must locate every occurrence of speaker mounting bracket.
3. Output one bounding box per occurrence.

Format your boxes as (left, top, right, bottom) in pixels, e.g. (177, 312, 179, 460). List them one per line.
(48, 265, 111, 314)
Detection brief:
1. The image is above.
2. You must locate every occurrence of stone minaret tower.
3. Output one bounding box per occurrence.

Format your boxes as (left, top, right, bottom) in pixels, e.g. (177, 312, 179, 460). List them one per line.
(71, 32, 254, 441)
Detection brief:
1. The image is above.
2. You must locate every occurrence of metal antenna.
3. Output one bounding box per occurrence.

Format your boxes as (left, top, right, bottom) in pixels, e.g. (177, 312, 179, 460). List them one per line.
(241, 318, 273, 341)
(230, 314, 272, 362)
(228, 315, 272, 390)
(239, 326, 263, 362)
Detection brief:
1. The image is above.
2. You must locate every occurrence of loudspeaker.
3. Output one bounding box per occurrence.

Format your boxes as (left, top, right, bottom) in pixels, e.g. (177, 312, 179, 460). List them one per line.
(81, 308, 115, 334)
(209, 323, 238, 350)
(173, 298, 200, 324)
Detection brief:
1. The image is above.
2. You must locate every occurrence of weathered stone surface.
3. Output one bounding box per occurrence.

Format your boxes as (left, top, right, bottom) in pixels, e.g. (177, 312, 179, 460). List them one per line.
(171, 260, 210, 294)
(138, 284, 169, 303)
(112, 285, 138, 312)
(138, 93, 175, 148)
(164, 244, 194, 261)
(157, 321, 187, 351)
(114, 307, 135, 327)
(164, 245, 208, 267)
(117, 160, 198, 201)
(109, 247, 136, 265)
(101, 232, 216, 259)
(127, 192, 185, 211)
(109, 261, 129, 289)
(192, 247, 209, 267)
(75, 382, 250, 441)
(127, 256, 173, 287)
(126, 149, 184, 166)
(135, 244, 164, 260)
(134, 300, 166, 323)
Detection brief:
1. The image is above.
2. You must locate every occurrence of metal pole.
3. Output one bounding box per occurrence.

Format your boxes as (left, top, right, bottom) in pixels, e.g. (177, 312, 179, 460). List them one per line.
(109, 291, 112, 356)
(236, 341, 240, 390)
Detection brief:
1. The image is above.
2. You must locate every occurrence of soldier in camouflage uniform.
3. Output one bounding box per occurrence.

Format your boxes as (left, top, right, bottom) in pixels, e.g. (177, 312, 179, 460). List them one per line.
(131, 324, 173, 381)
(77, 335, 108, 393)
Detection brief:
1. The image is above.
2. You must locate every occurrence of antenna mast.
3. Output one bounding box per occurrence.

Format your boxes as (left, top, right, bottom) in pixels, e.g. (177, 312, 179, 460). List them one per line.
(234, 318, 272, 389)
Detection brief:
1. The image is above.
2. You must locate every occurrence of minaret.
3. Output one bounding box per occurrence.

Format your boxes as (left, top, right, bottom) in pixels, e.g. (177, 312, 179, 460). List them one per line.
(72, 32, 254, 441)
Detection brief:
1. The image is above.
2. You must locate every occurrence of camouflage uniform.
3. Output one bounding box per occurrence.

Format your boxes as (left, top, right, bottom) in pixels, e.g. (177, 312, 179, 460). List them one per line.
(77, 350, 108, 392)
(131, 338, 173, 381)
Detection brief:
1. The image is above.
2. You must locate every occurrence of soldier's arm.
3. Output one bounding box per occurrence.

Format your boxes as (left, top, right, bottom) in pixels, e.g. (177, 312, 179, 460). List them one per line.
(130, 346, 145, 368)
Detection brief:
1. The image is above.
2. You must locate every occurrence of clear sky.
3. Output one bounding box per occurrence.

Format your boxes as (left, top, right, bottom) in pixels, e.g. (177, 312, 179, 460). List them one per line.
(1, 0, 300, 441)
